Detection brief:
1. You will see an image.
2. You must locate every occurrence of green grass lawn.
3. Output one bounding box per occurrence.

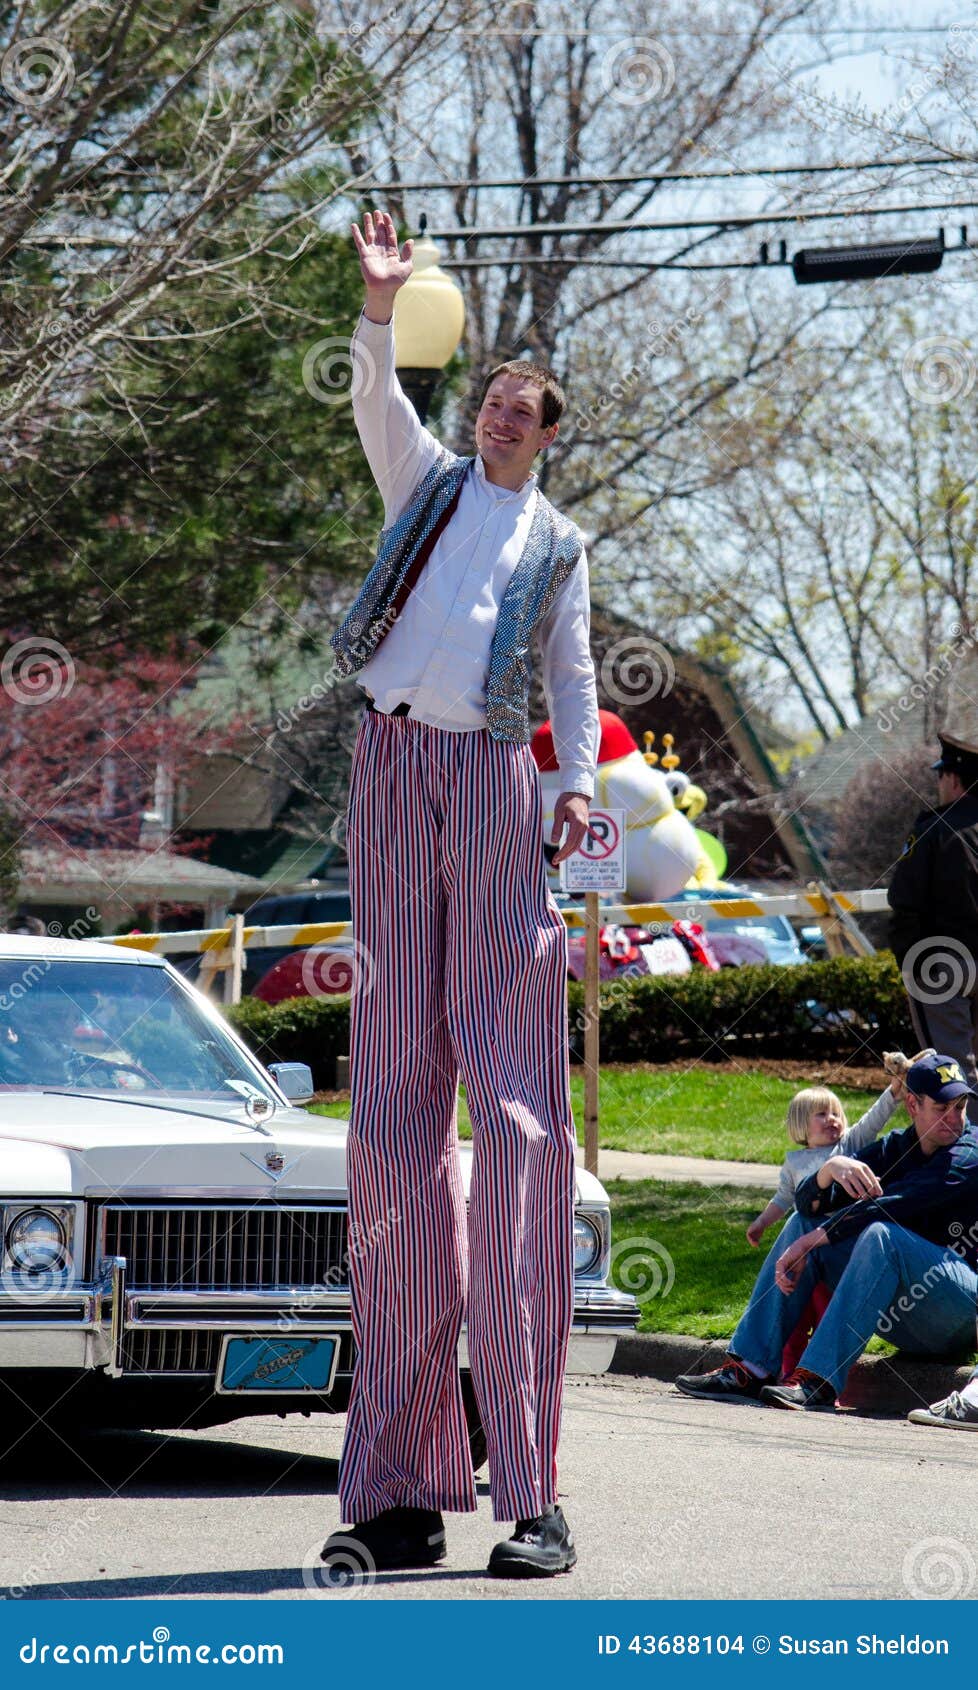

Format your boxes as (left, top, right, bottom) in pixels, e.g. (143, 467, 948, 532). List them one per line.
(609, 1178, 780, 1339)
(309, 1065, 888, 1165)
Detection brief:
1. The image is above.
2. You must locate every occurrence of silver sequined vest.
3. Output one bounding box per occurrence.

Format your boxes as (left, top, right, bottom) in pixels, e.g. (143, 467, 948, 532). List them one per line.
(329, 449, 585, 743)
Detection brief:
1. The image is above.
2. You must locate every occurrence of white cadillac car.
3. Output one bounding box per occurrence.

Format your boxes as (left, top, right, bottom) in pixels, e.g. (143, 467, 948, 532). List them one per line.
(0, 937, 637, 1467)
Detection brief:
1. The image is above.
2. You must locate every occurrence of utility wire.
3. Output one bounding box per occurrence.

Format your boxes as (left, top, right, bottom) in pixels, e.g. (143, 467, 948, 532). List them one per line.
(342, 23, 977, 40)
(360, 155, 972, 194)
(427, 198, 978, 242)
(441, 249, 975, 273)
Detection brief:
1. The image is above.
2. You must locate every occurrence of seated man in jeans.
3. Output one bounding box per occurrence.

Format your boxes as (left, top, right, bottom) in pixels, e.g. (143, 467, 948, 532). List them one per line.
(677, 1054, 978, 1411)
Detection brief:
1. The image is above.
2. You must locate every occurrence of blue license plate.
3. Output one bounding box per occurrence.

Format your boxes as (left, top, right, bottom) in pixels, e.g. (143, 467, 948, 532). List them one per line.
(219, 1335, 337, 1393)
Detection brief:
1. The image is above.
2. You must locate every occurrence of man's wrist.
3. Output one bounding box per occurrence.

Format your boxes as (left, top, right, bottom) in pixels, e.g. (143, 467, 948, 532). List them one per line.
(362, 290, 398, 326)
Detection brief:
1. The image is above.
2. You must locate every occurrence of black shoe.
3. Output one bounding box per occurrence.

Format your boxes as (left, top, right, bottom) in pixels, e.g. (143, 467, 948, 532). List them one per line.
(488, 1503, 577, 1579)
(908, 1390, 978, 1431)
(760, 1369, 837, 1412)
(320, 1505, 446, 1572)
(675, 1357, 772, 1401)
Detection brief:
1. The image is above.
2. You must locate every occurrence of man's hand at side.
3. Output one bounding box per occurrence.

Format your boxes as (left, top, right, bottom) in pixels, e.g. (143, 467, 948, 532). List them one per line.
(775, 1227, 828, 1294)
(551, 793, 590, 866)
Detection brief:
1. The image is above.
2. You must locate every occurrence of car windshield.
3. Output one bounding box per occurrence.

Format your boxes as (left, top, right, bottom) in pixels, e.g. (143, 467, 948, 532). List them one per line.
(0, 959, 276, 1106)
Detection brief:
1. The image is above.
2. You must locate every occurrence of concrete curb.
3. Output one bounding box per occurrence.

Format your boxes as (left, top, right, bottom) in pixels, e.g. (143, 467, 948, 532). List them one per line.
(610, 1331, 975, 1416)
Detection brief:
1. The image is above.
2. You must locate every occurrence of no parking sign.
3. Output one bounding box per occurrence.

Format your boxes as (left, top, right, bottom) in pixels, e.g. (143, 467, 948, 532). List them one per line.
(560, 807, 626, 893)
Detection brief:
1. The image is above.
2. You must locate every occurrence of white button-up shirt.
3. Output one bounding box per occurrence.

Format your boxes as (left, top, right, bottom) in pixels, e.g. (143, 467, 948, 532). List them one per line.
(350, 311, 598, 798)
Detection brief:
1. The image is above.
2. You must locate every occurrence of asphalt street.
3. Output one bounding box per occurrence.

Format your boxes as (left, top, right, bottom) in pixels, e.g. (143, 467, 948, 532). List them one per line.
(0, 1375, 975, 1602)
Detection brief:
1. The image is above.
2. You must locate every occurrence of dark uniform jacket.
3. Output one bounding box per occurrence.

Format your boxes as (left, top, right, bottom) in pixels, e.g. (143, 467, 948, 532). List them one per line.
(888, 792, 978, 968)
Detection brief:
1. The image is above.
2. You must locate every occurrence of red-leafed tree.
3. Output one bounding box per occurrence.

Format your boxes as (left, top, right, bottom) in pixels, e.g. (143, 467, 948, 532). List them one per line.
(0, 636, 256, 915)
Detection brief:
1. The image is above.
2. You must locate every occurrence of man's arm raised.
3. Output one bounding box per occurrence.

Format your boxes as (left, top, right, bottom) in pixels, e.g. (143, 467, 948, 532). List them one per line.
(348, 210, 443, 524)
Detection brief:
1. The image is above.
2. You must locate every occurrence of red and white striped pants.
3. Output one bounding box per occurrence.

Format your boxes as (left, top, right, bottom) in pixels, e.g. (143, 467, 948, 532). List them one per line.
(338, 708, 576, 1524)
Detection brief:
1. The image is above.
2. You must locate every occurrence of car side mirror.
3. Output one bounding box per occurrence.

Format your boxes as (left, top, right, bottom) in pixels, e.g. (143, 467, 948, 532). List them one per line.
(268, 1062, 315, 1103)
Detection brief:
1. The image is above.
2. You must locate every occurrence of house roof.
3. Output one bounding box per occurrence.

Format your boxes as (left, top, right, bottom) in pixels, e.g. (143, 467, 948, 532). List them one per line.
(791, 694, 935, 805)
(21, 846, 266, 905)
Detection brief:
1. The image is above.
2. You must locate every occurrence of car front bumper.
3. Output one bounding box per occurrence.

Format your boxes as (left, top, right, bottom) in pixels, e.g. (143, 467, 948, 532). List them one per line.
(0, 1259, 639, 1380)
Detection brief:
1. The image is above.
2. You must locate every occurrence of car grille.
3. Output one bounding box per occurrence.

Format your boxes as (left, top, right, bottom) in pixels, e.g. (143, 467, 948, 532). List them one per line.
(93, 1204, 349, 1291)
(122, 1329, 224, 1376)
(120, 1329, 355, 1378)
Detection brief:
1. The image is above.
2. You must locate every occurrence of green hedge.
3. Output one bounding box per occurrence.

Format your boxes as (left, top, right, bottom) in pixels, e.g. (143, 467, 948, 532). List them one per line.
(567, 953, 913, 1064)
(228, 993, 351, 1091)
(228, 954, 914, 1086)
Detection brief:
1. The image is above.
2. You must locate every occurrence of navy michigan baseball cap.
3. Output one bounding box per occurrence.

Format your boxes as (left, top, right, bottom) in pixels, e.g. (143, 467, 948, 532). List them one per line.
(906, 1053, 978, 1101)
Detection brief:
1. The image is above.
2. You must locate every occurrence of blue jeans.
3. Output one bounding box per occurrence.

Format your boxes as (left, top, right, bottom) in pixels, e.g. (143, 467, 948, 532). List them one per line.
(732, 1213, 978, 1393)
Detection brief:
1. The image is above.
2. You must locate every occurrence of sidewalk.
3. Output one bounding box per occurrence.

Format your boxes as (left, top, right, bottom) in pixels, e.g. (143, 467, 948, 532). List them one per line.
(575, 1146, 778, 1187)
(584, 1147, 975, 1414)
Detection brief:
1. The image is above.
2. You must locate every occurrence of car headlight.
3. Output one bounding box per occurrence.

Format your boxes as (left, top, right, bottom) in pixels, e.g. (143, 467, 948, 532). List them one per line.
(573, 1213, 602, 1276)
(6, 1208, 67, 1272)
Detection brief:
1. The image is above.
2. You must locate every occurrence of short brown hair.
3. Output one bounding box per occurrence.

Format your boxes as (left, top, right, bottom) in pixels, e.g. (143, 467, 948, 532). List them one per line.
(478, 360, 565, 428)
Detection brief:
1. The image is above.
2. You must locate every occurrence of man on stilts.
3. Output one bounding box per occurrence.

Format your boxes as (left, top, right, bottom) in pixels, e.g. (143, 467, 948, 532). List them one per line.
(321, 211, 598, 1579)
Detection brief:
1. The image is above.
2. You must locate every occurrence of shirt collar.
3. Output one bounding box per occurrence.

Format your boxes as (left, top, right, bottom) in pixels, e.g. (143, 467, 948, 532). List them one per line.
(474, 453, 537, 499)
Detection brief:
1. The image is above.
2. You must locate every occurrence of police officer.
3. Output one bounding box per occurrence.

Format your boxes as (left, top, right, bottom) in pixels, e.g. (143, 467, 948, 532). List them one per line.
(889, 735, 978, 1092)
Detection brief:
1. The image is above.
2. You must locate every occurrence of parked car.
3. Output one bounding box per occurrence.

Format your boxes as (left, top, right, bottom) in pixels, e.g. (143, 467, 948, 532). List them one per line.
(240, 887, 353, 998)
(701, 912, 808, 969)
(565, 916, 721, 981)
(0, 936, 637, 1466)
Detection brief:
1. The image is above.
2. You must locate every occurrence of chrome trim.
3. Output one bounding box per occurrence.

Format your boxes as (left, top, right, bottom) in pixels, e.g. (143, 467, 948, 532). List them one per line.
(107, 1256, 126, 1378)
(0, 1301, 92, 1330)
(127, 1289, 351, 1309)
(572, 1284, 640, 1332)
(83, 1188, 347, 1203)
(126, 1296, 353, 1333)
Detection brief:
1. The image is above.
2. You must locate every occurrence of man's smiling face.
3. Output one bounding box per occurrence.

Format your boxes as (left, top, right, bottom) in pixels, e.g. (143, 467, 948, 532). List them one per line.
(474, 373, 558, 488)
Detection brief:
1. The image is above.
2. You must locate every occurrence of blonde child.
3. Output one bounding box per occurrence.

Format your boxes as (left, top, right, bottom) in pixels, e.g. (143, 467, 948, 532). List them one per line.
(748, 1050, 932, 1381)
(746, 1050, 931, 1247)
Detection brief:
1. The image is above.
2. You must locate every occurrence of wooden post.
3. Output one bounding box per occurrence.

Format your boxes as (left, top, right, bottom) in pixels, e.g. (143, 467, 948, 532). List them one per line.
(224, 913, 245, 1005)
(583, 890, 600, 1176)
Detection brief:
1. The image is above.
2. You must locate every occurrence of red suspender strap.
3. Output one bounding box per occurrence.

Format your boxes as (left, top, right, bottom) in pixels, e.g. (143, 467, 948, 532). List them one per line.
(388, 479, 464, 621)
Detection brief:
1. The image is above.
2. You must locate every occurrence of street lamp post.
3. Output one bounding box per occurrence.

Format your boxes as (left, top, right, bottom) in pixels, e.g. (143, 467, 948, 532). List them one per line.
(392, 225, 466, 422)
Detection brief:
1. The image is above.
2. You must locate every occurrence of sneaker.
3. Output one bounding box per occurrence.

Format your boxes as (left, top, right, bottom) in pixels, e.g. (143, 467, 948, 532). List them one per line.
(320, 1505, 446, 1572)
(488, 1504, 577, 1578)
(908, 1391, 978, 1431)
(760, 1368, 837, 1412)
(675, 1357, 772, 1401)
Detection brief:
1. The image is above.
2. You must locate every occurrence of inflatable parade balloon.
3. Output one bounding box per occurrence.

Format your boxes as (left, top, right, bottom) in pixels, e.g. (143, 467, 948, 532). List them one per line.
(531, 709, 712, 902)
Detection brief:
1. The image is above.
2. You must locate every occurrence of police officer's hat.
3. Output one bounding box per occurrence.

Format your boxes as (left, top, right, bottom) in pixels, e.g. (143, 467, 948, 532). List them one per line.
(931, 735, 978, 786)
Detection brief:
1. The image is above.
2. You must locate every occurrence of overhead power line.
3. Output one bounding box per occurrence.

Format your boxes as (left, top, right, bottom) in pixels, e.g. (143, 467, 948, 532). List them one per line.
(442, 238, 976, 276)
(342, 23, 976, 40)
(427, 198, 978, 242)
(360, 155, 971, 194)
